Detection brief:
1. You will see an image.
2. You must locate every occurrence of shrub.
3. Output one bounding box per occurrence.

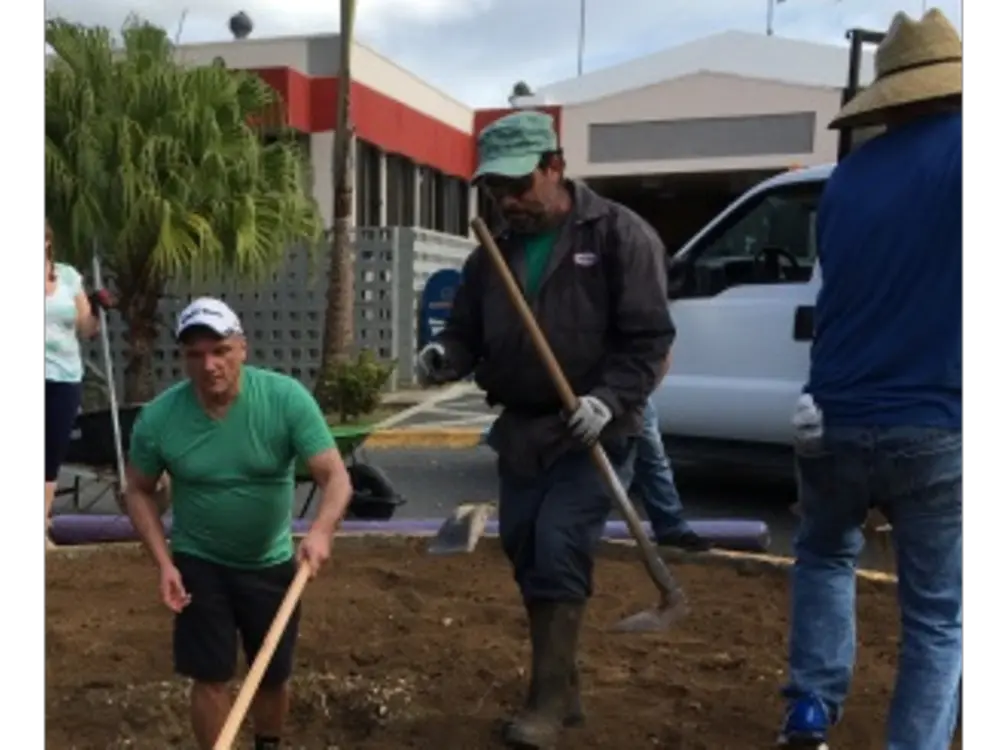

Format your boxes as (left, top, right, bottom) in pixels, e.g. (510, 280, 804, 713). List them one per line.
(315, 350, 395, 424)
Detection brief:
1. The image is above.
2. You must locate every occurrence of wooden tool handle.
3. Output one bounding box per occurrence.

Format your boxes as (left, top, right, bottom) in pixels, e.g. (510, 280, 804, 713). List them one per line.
(469, 218, 579, 413)
(212, 564, 312, 750)
(469, 218, 684, 607)
(589, 445, 686, 607)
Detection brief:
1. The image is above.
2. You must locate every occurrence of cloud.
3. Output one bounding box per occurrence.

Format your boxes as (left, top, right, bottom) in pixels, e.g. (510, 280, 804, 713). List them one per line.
(45, 0, 962, 107)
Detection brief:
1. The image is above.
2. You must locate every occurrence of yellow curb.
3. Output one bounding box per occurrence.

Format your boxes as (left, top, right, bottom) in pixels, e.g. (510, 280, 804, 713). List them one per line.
(364, 428, 484, 449)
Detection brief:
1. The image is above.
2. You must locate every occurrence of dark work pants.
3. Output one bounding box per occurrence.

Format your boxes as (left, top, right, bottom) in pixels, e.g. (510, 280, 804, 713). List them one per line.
(497, 438, 637, 603)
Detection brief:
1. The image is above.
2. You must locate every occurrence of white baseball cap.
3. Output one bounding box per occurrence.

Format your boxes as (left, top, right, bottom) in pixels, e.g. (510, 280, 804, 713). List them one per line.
(175, 297, 243, 340)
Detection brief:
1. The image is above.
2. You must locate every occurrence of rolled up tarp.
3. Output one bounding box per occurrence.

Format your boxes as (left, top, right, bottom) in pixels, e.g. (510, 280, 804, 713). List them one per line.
(49, 514, 771, 552)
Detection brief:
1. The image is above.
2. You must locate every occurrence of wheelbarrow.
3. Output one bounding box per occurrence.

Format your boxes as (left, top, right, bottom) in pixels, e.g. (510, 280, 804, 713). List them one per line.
(60, 405, 148, 514)
(294, 425, 407, 521)
(61, 413, 405, 521)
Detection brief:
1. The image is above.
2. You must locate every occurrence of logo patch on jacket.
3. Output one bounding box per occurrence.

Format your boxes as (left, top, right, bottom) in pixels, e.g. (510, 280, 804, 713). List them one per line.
(573, 252, 598, 267)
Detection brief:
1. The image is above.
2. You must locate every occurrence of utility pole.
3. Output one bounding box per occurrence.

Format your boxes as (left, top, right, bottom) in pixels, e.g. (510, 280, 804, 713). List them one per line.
(174, 9, 189, 44)
(576, 0, 586, 76)
(766, 0, 787, 36)
(319, 0, 358, 378)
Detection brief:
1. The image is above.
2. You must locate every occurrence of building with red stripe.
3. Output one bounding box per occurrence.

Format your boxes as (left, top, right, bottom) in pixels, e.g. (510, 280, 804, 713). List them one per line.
(180, 29, 872, 248)
(178, 33, 497, 237)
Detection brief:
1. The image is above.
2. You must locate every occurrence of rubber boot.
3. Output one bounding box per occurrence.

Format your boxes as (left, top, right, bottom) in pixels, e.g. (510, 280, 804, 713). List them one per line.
(517, 654, 583, 727)
(564, 663, 584, 727)
(517, 659, 583, 728)
(503, 601, 584, 749)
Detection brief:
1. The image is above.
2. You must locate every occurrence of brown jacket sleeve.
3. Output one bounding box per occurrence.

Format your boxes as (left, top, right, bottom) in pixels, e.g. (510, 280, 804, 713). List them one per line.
(589, 209, 676, 417)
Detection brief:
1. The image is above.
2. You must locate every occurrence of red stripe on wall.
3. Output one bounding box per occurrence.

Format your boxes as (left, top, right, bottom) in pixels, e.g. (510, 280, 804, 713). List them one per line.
(246, 66, 475, 180)
(473, 106, 563, 140)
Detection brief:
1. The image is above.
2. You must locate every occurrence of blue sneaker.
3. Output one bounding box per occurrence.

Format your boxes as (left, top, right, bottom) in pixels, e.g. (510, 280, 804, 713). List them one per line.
(777, 695, 830, 749)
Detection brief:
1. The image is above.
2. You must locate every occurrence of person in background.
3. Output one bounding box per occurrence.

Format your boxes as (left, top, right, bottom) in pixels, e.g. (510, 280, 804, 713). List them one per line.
(778, 10, 962, 750)
(632, 394, 711, 552)
(44, 220, 114, 548)
(124, 297, 353, 750)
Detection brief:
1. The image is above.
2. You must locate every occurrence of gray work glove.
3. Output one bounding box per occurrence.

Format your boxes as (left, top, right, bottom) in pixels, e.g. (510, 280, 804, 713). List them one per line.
(415, 342, 449, 387)
(566, 395, 613, 445)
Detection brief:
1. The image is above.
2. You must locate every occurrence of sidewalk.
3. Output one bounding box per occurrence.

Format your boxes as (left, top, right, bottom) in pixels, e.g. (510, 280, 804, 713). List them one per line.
(368, 383, 496, 449)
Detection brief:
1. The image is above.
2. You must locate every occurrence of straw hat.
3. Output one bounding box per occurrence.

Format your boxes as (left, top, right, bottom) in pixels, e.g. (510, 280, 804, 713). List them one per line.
(829, 8, 962, 130)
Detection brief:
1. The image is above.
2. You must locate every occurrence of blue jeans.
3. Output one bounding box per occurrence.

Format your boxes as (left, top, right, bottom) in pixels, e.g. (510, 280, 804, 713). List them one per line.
(632, 400, 690, 538)
(497, 438, 637, 603)
(786, 426, 962, 750)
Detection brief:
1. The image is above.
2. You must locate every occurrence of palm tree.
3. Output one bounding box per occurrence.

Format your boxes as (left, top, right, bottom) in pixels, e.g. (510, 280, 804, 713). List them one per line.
(45, 16, 323, 402)
(316, 0, 359, 395)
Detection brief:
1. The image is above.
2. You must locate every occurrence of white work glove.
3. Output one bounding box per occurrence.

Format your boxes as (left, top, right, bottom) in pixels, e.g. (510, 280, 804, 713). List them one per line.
(567, 395, 613, 445)
(415, 342, 448, 387)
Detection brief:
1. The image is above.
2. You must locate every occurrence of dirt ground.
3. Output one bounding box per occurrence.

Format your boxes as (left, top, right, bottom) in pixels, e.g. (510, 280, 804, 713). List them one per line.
(46, 537, 961, 749)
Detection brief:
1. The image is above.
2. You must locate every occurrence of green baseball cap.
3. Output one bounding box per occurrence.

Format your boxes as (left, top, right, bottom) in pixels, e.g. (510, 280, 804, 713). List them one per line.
(474, 110, 558, 181)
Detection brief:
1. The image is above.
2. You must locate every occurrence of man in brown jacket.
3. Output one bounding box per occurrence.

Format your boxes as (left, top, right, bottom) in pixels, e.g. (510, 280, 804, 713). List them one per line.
(417, 110, 675, 748)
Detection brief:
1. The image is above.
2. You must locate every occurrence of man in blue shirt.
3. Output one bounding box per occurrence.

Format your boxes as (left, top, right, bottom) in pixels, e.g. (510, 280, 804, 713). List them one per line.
(778, 10, 962, 750)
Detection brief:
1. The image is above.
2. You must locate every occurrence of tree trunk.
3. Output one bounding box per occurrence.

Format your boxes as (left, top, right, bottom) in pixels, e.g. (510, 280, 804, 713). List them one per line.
(122, 292, 160, 404)
(316, 0, 358, 404)
(322, 137, 356, 362)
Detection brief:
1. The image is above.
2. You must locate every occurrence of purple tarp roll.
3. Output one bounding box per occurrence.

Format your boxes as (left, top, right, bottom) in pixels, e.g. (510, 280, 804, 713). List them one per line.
(49, 515, 771, 552)
(50, 514, 140, 545)
(335, 518, 771, 552)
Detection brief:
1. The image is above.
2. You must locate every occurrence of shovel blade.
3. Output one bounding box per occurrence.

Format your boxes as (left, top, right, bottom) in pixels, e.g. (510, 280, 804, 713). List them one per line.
(427, 502, 494, 555)
(611, 601, 689, 633)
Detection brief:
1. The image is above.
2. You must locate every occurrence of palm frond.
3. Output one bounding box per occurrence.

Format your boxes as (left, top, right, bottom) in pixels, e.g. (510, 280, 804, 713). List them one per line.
(45, 15, 323, 300)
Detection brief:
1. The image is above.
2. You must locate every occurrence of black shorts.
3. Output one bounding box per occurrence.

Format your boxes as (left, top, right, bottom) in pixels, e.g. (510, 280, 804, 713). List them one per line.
(173, 553, 301, 687)
(45, 380, 82, 481)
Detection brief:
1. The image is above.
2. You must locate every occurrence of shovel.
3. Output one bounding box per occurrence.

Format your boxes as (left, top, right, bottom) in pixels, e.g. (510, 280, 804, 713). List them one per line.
(92, 252, 128, 508)
(427, 501, 496, 555)
(467, 217, 687, 633)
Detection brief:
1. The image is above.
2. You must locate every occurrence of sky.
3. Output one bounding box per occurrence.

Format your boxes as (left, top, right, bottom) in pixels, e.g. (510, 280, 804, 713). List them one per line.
(44, 0, 963, 107)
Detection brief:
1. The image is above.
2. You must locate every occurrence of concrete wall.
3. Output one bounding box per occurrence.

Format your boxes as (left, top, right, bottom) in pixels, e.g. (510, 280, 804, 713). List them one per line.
(175, 36, 315, 72)
(560, 72, 843, 179)
(82, 228, 477, 396)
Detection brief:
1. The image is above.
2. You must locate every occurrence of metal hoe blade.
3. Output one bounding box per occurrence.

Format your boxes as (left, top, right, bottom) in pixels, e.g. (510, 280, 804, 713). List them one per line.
(612, 596, 689, 633)
(427, 502, 495, 555)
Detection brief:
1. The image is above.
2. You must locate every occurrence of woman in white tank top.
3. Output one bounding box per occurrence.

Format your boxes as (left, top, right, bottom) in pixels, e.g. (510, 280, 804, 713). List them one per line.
(44, 220, 114, 548)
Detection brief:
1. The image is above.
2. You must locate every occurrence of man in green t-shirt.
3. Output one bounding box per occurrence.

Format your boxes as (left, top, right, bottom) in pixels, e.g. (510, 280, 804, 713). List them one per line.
(124, 297, 352, 750)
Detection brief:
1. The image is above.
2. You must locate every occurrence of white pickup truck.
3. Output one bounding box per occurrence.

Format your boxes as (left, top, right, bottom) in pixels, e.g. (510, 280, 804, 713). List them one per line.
(652, 26, 884, 476)
(651, 164, 831, 475)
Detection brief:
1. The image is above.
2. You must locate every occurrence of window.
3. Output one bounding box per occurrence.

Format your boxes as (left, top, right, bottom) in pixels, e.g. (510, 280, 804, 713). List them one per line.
(354, 140, 382, 227)
(696, 181, 823, 264)
(385, 154, 415, 226)
(436, 175, 469, 236)
(417, 166, 435, 229)
(672, 178, 826, 299)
